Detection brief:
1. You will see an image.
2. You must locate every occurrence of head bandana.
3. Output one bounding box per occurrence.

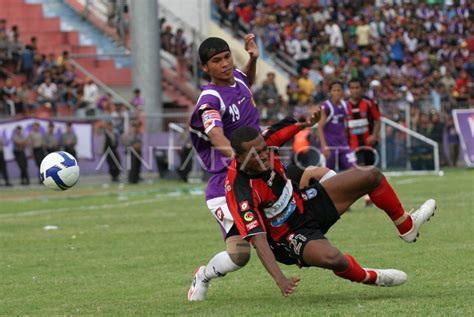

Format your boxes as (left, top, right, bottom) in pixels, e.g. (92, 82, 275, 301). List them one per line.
(199, 37, 230, 64)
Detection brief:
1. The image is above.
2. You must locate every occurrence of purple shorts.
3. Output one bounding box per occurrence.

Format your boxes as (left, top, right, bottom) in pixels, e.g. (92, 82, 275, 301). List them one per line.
(325, 147, 356, 171)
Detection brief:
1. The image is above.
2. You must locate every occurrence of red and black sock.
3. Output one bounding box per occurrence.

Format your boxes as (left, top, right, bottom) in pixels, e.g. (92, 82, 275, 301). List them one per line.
(334, 255, 377, 284)
(369, 176, 413, 235)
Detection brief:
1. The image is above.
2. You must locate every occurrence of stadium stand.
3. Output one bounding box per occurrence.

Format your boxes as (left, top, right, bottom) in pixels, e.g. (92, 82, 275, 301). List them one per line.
(213, 0, 472, 168)
(214, 0, 472, 113)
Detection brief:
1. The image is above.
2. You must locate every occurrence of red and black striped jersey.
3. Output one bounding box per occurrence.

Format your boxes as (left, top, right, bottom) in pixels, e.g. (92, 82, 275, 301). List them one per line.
(347, 97, 381, 149)
(225, 118, 307, 242)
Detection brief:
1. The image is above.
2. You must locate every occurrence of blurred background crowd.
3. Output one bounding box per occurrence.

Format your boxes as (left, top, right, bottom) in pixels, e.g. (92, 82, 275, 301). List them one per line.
(0, 0, 472, 185)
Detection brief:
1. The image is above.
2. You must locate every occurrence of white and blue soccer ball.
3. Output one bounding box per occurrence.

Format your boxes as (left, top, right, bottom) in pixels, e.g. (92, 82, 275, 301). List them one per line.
(40, 151, 80, 191)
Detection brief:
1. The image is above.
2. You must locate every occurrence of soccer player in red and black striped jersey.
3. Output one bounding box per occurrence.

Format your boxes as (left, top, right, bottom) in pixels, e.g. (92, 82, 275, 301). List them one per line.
(225, 110, 436, 297)
(347, 78, 381, 166)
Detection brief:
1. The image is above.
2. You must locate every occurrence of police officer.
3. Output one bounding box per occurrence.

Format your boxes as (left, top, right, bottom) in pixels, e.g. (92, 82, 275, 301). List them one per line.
(12, 126, 29, 185)
(28, 122, 45, 183)
(123, 124, 142, 184)
(61, 122, 78, 158)
(0, 133, 12, 186)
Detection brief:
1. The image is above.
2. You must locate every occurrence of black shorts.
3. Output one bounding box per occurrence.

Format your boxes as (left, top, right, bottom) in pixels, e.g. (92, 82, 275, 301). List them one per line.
(269, 181, 340, 267)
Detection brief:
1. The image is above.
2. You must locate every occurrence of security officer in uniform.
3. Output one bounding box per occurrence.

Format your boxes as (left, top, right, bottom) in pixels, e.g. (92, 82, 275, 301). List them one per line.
(103, 121, 121, 182)
(0, 133, 12, 186)
(28, 122, 45, 183)
(12, 125, 30, 185)
(44, 122, 59, 154)
(61, 122, 78, 158)
(123, 124, 142, 184)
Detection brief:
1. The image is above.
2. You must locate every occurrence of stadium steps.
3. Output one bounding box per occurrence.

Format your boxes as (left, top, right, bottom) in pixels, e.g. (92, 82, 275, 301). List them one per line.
(41, 0, 195, 107)
(1, 0, 196, 108)
(63, 0, 198, 109)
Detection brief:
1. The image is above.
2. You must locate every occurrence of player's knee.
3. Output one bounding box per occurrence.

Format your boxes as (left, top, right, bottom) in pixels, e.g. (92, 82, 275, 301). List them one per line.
(301, 166, 332, 188)
(363, 168, 383, 190)
(321, 249, 346, 271)
(228, 250, 251, 267)
(226, 236, 251, 267)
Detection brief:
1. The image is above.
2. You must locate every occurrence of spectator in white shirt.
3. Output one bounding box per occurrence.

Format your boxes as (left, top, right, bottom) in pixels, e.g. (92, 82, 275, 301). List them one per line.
(325, 20, 344, 50)
(83, 78, 99, 116)
(287, 32, 312, 74)
(37, 76, 58, 113)
(370, 14, 386, 39)
(403, 30, 418, 53)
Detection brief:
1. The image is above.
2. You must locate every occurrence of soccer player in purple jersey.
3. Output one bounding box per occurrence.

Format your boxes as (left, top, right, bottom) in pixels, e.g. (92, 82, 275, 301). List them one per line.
(318, 81, 357, 171)
(187, 34, 261, 301)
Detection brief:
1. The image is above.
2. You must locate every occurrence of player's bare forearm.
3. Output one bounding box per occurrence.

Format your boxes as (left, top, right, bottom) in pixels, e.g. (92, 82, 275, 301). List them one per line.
(207, 127, 234, 158)
(251, 234, 300, 297)
(318, 117, 331, 158)
(318, 122, 327, 149)
(243, 57, 257, 86)
(370, 120, 381, 144)
(243, 34, 259, 86)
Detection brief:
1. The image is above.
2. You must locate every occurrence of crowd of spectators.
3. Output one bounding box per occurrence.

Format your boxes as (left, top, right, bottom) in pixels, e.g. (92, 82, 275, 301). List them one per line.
(217, 0, 472, 167)
(0, 18, 145, 122)
(216, 0, 473, 118)
(159, 17, 194, 80)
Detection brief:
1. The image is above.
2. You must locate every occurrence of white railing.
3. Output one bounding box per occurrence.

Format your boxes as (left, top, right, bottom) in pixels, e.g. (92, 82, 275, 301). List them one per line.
(380, 117, 441, 176)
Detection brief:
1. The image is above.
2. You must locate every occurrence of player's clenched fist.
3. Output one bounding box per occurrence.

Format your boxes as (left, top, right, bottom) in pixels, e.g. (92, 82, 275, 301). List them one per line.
(244, 33, 259, 60)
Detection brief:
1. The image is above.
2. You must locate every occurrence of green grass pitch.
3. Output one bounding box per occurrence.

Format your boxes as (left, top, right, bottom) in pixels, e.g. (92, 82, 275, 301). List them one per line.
(1, 168, 473, 316)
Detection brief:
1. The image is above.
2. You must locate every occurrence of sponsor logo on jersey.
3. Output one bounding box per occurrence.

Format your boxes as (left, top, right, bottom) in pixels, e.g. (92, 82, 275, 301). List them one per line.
(246, 220, 259, 231)
(240, 200, 250, 212)
(238, 97, 246, 104)
(270, 198, 296, 227)
(301, 188, 317, 201)
(214, 207, 224, 221)
(244, 211, 254, 222)
(263, 180, 293, 218)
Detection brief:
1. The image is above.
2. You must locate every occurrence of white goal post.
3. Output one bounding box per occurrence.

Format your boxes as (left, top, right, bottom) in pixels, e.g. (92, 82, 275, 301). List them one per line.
(380, 117, 442, 176)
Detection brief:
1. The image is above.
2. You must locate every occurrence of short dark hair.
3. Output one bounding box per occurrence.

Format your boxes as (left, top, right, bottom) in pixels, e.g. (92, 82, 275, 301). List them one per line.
(198, 37, 230, 64)
(230, 127, 260, 155)
(329, 80, 343, 90)
(349, 78, 362, 86)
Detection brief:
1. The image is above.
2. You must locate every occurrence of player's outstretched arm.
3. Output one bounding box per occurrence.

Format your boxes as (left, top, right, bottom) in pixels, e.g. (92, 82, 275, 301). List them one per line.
(251, 234, 300, 297)
(264, 107, 321, 147)
(297, 106, 321, 129)
(242, 33, 259, 86)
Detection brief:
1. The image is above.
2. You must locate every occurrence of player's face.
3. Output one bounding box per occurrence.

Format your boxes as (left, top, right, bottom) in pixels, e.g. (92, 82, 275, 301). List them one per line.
(330, 84, 343, 102)
(237, 135, 271, 175)
(349, 82, 362, 100)
(202, 51, 234, 83)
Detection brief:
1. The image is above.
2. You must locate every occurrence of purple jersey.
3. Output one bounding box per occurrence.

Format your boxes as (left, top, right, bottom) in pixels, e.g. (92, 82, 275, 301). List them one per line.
(322, 99, 349, 147)
(190, 69, 260, 200)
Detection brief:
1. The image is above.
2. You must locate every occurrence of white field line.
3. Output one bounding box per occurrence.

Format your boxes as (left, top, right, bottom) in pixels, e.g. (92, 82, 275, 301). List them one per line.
(394, 178, 417, 185)
(0, 193, 190, 219)
(0, 188, 162, 203)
